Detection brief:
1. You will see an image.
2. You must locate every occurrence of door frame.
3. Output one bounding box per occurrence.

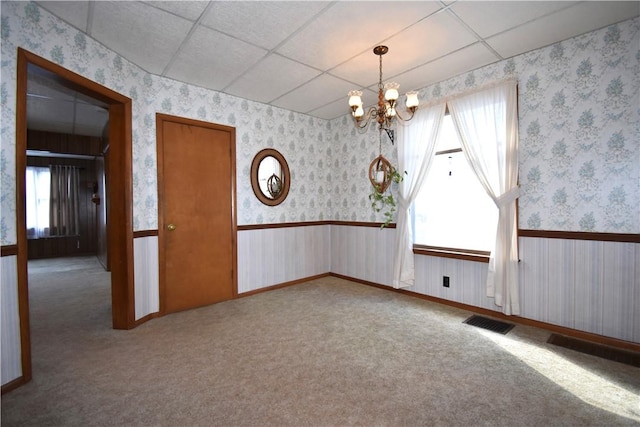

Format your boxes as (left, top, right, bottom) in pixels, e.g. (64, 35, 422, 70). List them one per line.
(155, 113, 238, 314)
(14, 48, 136, 387)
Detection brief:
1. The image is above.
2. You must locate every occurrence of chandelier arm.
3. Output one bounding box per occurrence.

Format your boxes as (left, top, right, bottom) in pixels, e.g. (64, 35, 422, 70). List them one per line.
(393, 107, 417, 122)
(352, 106, 381, 130)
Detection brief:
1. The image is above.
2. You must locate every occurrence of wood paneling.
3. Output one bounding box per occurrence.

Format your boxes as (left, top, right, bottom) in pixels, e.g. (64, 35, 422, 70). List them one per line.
(26, 129, 101, 156)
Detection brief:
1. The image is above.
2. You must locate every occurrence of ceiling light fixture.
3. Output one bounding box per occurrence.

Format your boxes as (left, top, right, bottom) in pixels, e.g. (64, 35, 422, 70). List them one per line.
(348, 45, 419, 143)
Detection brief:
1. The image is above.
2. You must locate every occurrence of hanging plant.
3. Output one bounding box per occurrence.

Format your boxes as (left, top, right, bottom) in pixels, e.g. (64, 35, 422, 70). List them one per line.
(368, 155, 406, 228)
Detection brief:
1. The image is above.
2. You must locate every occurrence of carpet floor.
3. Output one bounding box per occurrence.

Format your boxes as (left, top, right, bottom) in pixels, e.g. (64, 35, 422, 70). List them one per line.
(2, 255, 639, 426)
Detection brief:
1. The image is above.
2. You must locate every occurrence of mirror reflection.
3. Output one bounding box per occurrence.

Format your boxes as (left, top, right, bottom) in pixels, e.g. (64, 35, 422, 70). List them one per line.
(251, 149, 290, 206)
(258, 156, 283, 199)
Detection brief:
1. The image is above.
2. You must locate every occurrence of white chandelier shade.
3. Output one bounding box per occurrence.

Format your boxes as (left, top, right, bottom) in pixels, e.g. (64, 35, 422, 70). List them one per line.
(347, 45, 419, 136)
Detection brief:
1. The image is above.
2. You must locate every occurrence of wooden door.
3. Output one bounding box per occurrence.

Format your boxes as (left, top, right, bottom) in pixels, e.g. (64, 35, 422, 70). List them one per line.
(157, 114, 236, 314)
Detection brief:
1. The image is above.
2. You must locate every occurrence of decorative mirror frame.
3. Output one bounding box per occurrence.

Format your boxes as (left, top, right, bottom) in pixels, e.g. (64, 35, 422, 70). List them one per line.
(250, 148, 291, 206)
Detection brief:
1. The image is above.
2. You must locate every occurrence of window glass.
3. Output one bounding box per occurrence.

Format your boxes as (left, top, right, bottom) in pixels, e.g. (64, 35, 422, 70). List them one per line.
(413, 115, 498, 252)
(26, 166, 51, 238)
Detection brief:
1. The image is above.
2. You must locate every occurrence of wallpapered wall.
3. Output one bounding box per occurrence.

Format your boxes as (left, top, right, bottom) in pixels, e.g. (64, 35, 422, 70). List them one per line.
(331, 17, 639, 234)
(1, 2, 638, 247)
(0, 1, 334, 245)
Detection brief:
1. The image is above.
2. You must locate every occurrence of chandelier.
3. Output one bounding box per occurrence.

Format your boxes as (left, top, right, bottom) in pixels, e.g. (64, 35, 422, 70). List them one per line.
(348, 45, 419, 143)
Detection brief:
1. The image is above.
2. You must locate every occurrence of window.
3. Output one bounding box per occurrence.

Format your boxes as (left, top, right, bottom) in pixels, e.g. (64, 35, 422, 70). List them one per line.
(413, 114, 498, 253)
(26, 166, 51, 239)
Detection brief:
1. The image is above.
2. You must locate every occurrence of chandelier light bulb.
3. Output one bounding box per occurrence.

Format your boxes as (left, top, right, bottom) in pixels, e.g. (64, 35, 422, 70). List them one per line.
(348, 90, 363, 107)
(405, 91, 419, 109)
(384, 82, 399, 101)
(385, 102, 396, 117)
(354, 104, 364, 118)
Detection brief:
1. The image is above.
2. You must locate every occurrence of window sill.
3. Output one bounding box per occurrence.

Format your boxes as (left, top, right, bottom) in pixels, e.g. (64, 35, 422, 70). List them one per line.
(413, 245, 490, 263)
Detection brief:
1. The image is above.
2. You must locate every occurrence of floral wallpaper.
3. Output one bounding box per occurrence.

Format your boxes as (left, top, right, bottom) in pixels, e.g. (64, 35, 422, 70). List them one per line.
(1, 2, 638, 247)
(331, 17, 639, 233)
(0, 1, 332, 245)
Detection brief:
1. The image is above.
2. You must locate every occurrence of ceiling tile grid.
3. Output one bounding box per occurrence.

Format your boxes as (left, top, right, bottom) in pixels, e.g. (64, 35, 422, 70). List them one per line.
(31, 1, 640, 123)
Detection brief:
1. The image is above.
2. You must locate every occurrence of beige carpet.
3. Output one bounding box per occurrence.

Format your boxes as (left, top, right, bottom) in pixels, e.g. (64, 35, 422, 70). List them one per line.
(2, 256, 639, 426)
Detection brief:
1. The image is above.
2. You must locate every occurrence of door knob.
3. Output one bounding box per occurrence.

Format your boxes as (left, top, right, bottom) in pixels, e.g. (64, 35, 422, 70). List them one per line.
(167, 223, 176, 231)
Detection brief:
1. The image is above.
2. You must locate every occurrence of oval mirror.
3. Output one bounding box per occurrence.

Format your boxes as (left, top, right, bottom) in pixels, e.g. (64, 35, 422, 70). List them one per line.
(250, 148, 290, 206)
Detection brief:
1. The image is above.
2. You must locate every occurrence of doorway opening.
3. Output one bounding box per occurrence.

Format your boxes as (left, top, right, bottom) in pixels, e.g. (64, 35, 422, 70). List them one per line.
(14, 48, 135, 389)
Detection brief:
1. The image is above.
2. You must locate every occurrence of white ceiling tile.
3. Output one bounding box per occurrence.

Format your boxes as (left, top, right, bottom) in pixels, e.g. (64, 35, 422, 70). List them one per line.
(271, 74, 356, 115)
(307, 98, 350, 121)
(332, 11, 478, 89)
(91, 2, 194, 74)
(201, 1, 330, 50)
(394, 43, 501, 95)
(449, 1, 578, 38)
(36, 1, 90, 32)
(165, 26, 267, 91)
(225, 54, 322, 104)
(487, 2, 640, 58)
(26, 0, 640, 128)
(277, 1, 443, 70)
(142, 1, 210, 22)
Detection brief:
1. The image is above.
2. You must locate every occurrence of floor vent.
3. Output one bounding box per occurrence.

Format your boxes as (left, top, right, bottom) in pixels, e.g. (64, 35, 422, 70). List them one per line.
(547, 334, 640, 367)
(463, 315, 515, 335)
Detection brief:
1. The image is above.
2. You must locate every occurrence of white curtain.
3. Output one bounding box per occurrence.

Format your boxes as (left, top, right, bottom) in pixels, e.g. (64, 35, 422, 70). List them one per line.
(49, 165, 81, 236)
(392, 102, 446, 288)
(25, 166, 51, 238)
(447, 80, 520, 315)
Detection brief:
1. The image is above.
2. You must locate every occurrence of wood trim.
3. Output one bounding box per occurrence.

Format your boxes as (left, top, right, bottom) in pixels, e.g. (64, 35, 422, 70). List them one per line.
(13, 47, 135, 393)
(519, 229, 640, 243)
(133, 311, 161, 327)
(237, 221, 396, 231)
(133, 230, 159, 238)
(330, 273, 640, 352)
(413, 246, 490, 263)
(1, 245, 19, 256)
(331, 221, 396, 228)
(18, 49, 135, 330)
(1, 376, 28, 395)
(237, 273, 331, 298)
(15, 48, 33, 387)
(107, 102, 135, 330)
(238, 223, 636, 242)
(238, 221, 330, 231)
(250, 148, 290, 206)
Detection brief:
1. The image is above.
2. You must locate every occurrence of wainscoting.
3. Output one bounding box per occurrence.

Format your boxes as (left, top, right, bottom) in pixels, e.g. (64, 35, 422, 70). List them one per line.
(519, 237, 638, 343)
(330, 226, 638, 344)
(330, 224, 396, 287)
(1, 254, 22, 385)
(237, 225, 331, 294)
(3, 224, 637, 389)
(133, 235, 159, 321)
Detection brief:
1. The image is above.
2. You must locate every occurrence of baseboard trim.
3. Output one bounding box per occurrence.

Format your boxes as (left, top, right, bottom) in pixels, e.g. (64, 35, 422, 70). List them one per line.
(1, 375, 28, 395)
(133, 311, 161, 327)
(329, 273, 640, 353)
(238, 272, 331, 298)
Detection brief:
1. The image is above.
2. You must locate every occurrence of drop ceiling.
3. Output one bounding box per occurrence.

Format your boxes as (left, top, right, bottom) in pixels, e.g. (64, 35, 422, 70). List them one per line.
(28, 1, 640, 137)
